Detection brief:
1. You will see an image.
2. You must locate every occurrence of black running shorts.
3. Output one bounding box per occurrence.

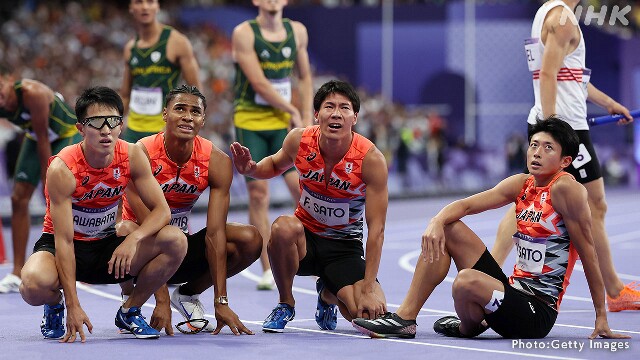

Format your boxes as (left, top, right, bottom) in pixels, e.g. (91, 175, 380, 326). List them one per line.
(296, 228, 372, 295)
(473, 248, 558, 339)
(33, 233, 134, 284)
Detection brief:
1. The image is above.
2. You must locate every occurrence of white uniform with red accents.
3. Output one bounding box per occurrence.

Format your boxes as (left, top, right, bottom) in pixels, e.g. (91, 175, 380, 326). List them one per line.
(525, 0, 591, 130)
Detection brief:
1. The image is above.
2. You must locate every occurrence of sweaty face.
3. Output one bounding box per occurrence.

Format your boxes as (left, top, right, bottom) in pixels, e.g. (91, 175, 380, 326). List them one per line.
(315, 93, 358, 140)
(78, 104, 122, 156)
(129, 0, 159, 25)
(163, 93, 205, 140)
(526, 132, 569, 175)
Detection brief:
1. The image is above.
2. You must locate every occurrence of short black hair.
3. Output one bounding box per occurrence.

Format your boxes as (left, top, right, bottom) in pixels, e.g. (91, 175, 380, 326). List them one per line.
(75, 86, 124, 123)
(165, 85, 207, 110)
(313, 80, 360, 113)
(529, 116, 579, 159)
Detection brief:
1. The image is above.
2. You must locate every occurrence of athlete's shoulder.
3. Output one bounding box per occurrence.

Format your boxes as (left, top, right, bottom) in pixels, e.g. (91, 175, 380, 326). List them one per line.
(60, 141, 82, 156)
(138, 133, 162, 153)
(288, 19, 308, 32)
(139, 132, 161, 145)
(165, 24, 185, 39)
(550, 173, 583, 200)
(194, 135, 214, 153)
(352, 132, 375, 153)
(20, 78, 52, 98)
(291, 126, 309, 141)
(551, 172, 578, 190)
(123, 37, 136, 52)
(284, 127, 306, 154)
(232, 20, 253, 35)
(47, 156, 76, 193)
(167, 26, 191, 47)
(543, 4, 579, 33)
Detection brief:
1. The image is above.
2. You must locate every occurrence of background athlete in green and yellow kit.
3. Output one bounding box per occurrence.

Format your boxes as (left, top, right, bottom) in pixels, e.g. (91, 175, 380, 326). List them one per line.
(232, 0, 313, 289)
(0, 72, 82, 294)
(120, 0, 201, 142)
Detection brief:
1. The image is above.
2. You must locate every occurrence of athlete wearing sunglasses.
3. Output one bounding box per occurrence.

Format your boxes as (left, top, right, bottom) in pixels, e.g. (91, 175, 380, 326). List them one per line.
(20, 86, 187, 342)
(81, 115, 123, 130)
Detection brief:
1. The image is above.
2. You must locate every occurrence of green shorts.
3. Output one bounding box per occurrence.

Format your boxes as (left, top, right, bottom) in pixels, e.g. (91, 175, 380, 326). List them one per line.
(15, 132, 82, 186)
(235, 127, 295, 181)
(121, 127, 157, 143)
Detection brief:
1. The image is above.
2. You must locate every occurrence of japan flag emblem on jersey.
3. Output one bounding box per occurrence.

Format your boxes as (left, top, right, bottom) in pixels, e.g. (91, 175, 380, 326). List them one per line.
(345, 162, 353, 174)
(194, 166, 200, 178)
(113, 168, 121, 180)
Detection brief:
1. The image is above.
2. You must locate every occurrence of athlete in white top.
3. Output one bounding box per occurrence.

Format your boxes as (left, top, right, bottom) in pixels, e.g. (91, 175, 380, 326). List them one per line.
(492, 0, 639, 312)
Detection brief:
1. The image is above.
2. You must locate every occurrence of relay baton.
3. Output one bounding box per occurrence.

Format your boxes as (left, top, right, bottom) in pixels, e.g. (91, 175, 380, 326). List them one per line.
(588, 109, 640, 126)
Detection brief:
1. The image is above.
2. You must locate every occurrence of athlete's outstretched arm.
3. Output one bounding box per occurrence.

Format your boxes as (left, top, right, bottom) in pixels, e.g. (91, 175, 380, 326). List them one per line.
(171, 31, 202, 90)
(119, 142, 152, 224)
(107, 144, 171, 278)
(48, 158, 94, 343)
(551, 178, 629, 339)
(539, 6, 577, 118)
(292, 21, 313, 127)
(127, 143, 171, 239)
(205, 146, 253, 335)
(359, 146, 389, 319)
(586, 83, 632, 124)
(423, 174, 525, 263)
(22, 81, 53, 186)
(120, 40, 135, 118)
(230, 127, 302, 179)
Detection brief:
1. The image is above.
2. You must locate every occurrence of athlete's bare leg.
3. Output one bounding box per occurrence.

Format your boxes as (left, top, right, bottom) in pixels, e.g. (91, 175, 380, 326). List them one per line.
(583, 178, 624, 296)
(10, 182, 36, 277)
(247, 179, 271, 272)
(268, 215, 306, 306)
(490, 205, 516, 266)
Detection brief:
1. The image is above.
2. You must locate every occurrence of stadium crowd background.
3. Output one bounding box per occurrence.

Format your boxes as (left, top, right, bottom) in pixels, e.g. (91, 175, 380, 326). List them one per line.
(0, 0, 638, 212)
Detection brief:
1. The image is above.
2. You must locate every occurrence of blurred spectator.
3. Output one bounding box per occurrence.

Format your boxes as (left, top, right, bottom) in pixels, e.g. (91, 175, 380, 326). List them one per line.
(505, 132, 527, 175)
(9, 0, 633, 199)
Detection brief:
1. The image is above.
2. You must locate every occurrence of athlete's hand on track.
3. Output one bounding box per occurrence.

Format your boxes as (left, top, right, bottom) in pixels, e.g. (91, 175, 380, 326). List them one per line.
(589, 317, 631, 339)
(150, 302, 174, 336)
(61, 305, 93, 343)
(213, 305, 254, 335)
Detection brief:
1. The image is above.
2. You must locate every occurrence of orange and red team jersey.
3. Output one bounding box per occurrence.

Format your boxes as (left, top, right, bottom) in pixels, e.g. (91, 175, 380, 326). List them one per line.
(42, 140, 131, 241)
(121, 133, 212, 233)
(294, 126, 373, 240)
(509, 172, 578, 310)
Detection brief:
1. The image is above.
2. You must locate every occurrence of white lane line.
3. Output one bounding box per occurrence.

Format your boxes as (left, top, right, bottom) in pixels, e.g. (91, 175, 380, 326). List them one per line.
(572, 264, 640, 281)
(75, 283, 585, 360)
(398, 250, 639, 301)
(238, 268, 639, 336)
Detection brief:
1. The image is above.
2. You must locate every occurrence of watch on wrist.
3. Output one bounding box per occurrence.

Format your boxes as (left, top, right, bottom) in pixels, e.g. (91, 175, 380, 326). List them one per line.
(215, 295, 229, 305)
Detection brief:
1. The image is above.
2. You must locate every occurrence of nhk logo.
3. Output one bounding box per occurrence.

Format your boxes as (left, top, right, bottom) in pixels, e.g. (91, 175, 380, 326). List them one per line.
(560, 5, 632, 27)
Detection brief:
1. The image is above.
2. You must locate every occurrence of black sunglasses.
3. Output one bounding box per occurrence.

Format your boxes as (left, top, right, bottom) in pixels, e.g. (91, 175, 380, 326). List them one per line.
(175, 319, 210, 335)
(81, 116, 123, 130)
